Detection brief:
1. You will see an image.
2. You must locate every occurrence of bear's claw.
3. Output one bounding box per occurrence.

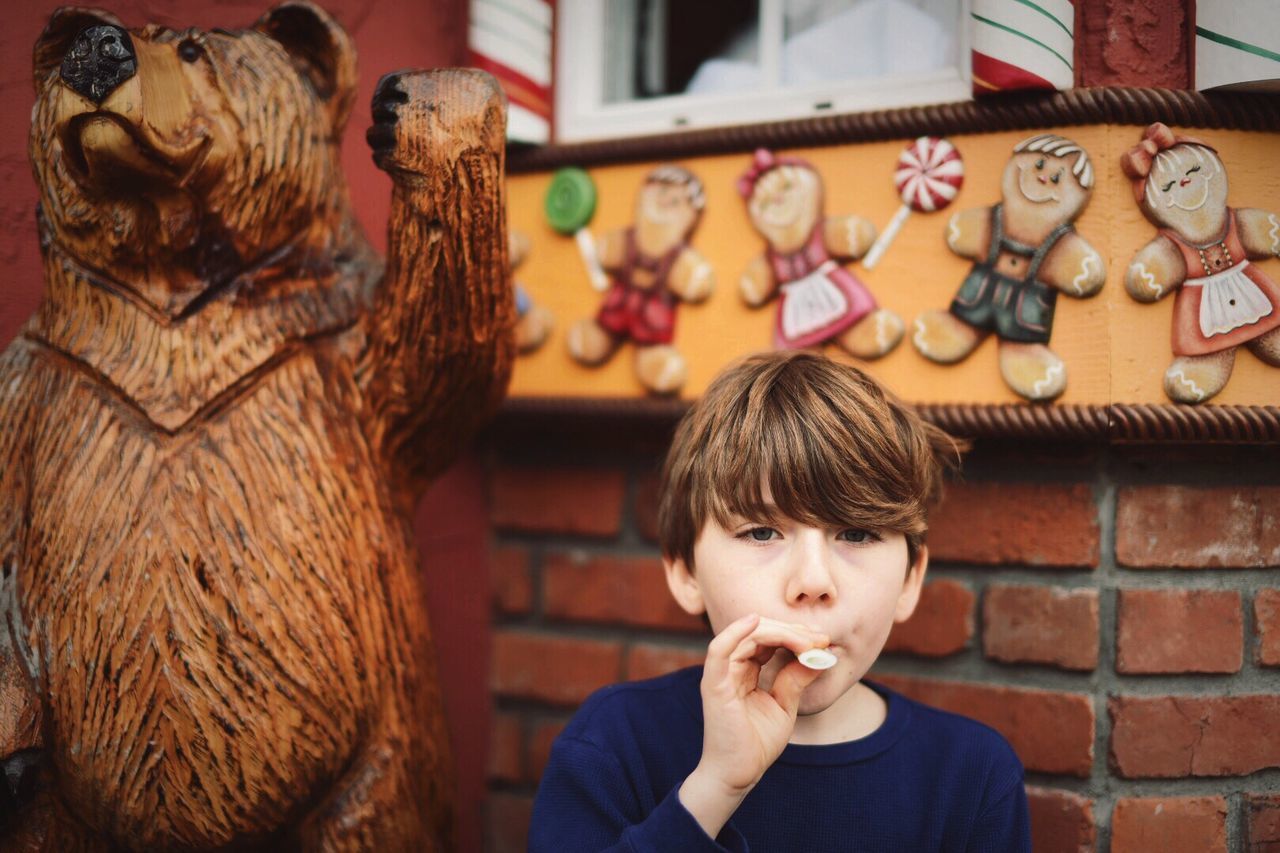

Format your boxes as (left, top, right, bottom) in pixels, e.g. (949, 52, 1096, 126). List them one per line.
(367, 74, 408, 163)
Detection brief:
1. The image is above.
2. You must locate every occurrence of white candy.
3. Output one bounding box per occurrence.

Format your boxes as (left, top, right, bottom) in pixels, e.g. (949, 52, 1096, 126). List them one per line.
(797, 648, 837, 670)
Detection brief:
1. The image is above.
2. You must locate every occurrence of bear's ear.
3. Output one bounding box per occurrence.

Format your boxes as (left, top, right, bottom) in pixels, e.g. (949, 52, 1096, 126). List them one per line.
(256, 1, 358, 133)
(33, 7, 126, 94)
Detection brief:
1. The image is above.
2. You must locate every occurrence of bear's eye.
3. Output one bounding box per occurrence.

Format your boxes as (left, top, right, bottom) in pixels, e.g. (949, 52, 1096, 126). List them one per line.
(178, 39, 202, 63)
(1186, 165, 1201, 176)
(1035, 158, 1045, 170)
(1161, 180, 1176, 192)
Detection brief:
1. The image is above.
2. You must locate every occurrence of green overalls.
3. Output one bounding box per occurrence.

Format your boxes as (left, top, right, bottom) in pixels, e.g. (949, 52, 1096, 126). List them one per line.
(949, 203, 1072, 344)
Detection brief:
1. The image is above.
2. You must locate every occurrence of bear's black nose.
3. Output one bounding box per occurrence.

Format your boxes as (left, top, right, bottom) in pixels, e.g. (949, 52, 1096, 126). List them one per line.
(60, 24, 136, 104)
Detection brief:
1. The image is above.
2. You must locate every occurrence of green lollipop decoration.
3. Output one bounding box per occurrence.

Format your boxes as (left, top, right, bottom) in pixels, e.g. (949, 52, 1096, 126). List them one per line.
(545, 167, 608, 291)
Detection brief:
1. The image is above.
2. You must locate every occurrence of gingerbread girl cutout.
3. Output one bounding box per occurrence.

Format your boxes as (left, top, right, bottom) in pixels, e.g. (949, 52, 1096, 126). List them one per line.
(1121, 122, 1280, 404)
(566, 165, 713, 395)
(737, 148, 903, 358)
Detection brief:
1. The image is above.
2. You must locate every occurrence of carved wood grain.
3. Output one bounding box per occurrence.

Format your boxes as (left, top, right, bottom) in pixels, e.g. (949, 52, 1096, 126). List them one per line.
(0, 6, 510, 849)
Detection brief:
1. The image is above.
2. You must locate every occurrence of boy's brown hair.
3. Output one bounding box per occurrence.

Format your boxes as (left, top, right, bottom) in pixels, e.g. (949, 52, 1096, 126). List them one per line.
(657, 351, 962, 570)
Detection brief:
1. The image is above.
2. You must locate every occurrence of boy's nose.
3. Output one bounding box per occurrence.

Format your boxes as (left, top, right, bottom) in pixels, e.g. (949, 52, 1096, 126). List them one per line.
(786, 535, 837, 605)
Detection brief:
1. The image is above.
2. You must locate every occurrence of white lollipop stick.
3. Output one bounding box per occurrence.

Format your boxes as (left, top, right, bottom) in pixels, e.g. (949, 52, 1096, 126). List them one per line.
(862, 204, 912, 270)
(863, 136, 964, 271)
(575, 229, 610, 292)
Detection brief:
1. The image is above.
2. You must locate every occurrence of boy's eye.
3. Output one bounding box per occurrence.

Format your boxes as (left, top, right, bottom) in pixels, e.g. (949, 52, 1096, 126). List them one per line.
(1035, 158, 1045, 170)
(836, 529, 875, 543)
(744, 527, 779, 542)
(1051, 172, 1061, 184)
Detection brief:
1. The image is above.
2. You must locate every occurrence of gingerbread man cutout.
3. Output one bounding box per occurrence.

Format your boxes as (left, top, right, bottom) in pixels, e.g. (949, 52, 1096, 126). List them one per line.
(566, 165, 713, 395)
(913, 134, 1105, 401)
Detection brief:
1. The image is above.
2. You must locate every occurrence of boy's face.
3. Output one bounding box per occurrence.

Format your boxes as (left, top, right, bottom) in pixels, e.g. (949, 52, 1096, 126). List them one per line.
(665, 509, 925, 718)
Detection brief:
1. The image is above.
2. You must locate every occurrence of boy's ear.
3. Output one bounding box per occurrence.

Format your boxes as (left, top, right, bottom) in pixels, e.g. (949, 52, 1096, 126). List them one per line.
(663, 557, 706, 616)
(893, 545, 928, 623)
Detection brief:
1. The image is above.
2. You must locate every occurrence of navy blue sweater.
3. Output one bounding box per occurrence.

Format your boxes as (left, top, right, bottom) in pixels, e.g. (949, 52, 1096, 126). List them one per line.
(530, 668, 1030, 852)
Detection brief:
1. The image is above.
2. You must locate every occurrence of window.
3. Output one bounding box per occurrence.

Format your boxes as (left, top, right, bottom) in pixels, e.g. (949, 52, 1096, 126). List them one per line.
(555, 0, 971, 142)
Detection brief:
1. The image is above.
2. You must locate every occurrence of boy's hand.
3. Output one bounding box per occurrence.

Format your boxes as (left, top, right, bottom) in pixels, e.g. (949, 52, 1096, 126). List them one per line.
(678, 613, 828, 838)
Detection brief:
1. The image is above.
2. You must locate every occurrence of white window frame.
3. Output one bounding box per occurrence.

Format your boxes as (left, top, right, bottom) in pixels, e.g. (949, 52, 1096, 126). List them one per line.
(554, 0, 973, 143)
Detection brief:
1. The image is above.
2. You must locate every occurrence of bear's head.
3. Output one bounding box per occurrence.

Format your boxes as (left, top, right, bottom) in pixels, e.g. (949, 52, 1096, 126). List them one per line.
(999, 134, 1094, 239)
(30, 2, 360, 306)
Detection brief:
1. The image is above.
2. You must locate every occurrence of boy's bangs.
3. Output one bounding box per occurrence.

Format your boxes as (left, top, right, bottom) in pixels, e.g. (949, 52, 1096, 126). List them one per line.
(699, 377, 922, 536)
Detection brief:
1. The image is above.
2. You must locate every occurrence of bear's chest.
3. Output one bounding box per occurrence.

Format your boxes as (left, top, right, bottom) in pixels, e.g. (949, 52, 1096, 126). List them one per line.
(32, 252, 373, 432)
(19, 344, 409, 843)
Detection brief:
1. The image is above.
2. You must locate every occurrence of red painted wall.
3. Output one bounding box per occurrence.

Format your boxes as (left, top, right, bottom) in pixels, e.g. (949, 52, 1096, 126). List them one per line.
(1075, 0, 1193, 88)
(0, 3, 491, 851)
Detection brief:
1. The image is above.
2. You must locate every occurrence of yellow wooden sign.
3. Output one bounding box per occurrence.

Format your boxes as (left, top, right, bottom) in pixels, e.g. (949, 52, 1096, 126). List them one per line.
(508, 125, 1280, 410)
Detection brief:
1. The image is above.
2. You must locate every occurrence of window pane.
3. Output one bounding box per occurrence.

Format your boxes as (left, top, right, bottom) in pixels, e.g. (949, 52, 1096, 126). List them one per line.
(603, 0, 761, 102)
(780, 0, 959, 84)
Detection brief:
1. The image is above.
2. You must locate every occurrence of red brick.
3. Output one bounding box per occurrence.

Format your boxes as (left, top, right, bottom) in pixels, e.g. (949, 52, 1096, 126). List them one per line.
(490, 466, 626, 537)
(543, 552, 705, 632)
(487, 792, 534, 853)
(1109, 694, 1280, 778)
(491, 546, 533, 615)
(626, 643, 707, 682)
(1027, 786, 1095, 853)
(1116, 485, 1280, 568)
(528, 718, 567, 781)
(1116, 589, 1242, 674)
(1110, 797, 1227, 853)
(488, 712, 523, 783)
(634, 469, 661, 544)
(1246, 793, 1280, 851)
(1257, 589, 1280, 667)
(928, 482, 1099, 567)
(883, 579, 974, 657)
(491, 631, 622, 706)
(983, 584, 1099, 671)
(874, 675, 1094, 777)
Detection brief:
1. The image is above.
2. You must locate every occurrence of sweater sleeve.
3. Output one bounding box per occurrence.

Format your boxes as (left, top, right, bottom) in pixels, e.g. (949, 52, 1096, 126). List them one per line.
(529, 735, 748, 853)
(964, 763, 1031, 853)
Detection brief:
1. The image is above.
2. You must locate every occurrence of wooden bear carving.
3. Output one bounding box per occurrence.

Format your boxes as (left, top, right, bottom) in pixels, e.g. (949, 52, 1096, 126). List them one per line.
(0, 2, 512, 850)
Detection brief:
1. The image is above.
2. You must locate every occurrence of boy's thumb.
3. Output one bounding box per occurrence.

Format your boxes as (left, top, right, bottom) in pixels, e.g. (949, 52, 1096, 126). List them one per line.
(770, 660, 823, 717)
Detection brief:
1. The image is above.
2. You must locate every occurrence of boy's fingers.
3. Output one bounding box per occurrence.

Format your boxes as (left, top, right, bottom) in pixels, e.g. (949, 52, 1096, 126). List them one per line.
(704, 613, 760, 682)
(769, 660, 824, 717)
(741, 618, 829, 657)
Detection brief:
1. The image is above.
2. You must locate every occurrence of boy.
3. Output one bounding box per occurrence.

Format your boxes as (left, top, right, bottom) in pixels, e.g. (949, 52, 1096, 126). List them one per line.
(529, 351, 1031, 852)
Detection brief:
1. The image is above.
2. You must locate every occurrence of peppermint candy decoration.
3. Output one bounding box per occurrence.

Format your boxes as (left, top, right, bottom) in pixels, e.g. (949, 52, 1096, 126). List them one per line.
(863, 136, 965, 270)
(894, 136, 964, 213)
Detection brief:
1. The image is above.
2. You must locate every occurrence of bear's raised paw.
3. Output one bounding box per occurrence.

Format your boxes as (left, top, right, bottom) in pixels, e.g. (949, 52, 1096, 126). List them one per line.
(367, 69, 506, 178)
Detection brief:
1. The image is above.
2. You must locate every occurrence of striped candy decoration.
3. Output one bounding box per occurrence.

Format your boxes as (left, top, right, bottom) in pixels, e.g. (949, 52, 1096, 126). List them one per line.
(895, 137, 965, 213)
(1195, 0, 1280, 91)
(971, 0, 1074, 96)
(467, 0, 553, 143)
(863, 137, 964, 270)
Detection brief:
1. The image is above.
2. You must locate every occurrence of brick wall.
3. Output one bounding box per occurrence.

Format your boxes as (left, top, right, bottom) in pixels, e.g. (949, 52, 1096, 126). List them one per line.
(482, 420, 1280, 853)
